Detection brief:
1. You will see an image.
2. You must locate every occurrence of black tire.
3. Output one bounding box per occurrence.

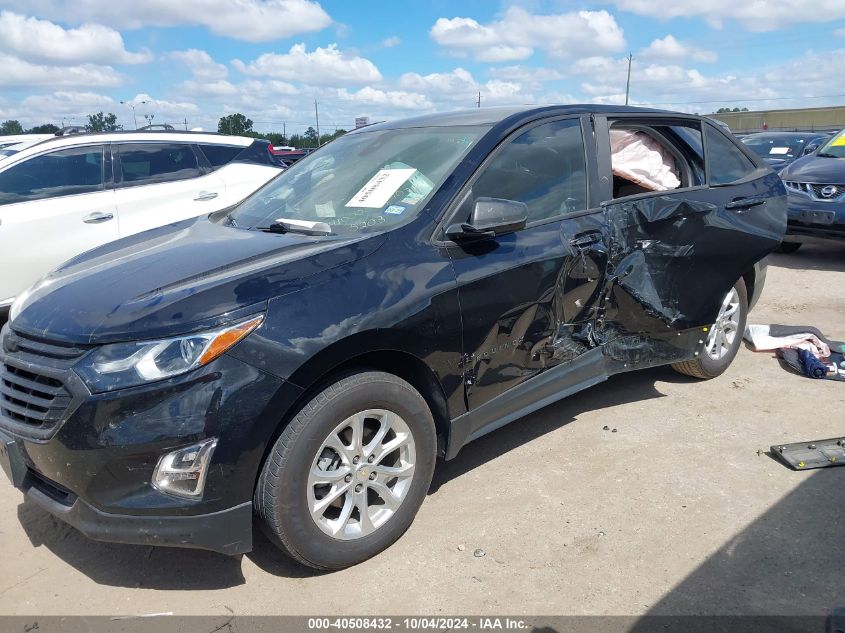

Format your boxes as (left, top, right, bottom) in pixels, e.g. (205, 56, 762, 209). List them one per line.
(255, 370, 437, 570)
(672, 280, 748, 379)
(775, 241, 802, 254)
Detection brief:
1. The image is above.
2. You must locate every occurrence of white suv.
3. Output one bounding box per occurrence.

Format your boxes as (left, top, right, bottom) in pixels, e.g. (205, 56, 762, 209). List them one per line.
(0, 131, 283, 314)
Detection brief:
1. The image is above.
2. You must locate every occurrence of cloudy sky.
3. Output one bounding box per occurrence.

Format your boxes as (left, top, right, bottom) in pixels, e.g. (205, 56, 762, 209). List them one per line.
(1, 0, 845, 134)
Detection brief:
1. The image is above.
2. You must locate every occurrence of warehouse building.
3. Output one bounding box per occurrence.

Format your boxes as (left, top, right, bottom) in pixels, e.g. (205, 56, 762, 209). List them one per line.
(709, 105, 845, 133)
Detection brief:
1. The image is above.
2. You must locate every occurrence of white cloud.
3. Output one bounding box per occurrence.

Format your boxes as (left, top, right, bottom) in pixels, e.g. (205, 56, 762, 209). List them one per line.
(338, 87, 432, 110)
(0, 54, 123, 88)
(8, 0, 332, 42)
(0, 11, 150, 65)
(233, 43, 382, 85)
(609, 0, 845, 31)
(641, 35, 717, 63)
(382, 36, 401, 48)
(128, 93, 199, 118)
(430, 7, 625, 61)
(18, 91, 116, 124)
(399, 68, 533, 106)
(835, 28, 845, 38)
(168, 49, 228, 79)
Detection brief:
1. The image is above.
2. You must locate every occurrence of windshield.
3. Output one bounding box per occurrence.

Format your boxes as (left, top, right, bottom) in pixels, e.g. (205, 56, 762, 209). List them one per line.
(817, 129, 845, 158)
(228, 125, 487, 234)
(741, 135, 807, 160)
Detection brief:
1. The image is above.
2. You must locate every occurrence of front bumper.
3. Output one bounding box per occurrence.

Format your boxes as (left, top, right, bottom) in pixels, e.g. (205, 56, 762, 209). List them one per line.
(785, 192, 845, 242)
(0, 324, 302, 555)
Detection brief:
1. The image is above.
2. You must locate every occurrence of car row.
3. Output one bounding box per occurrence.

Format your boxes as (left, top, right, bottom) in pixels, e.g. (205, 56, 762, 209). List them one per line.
(0, 104, 785, 569)
(0, 130, 284, 317)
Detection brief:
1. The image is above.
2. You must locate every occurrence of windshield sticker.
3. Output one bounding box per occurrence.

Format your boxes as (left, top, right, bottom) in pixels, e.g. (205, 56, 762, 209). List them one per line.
(315, 202, 336, 218)
(345, 168, 416, 209)
(384, 204, 406, 215)
(769, 147, 790, 155)
(401, 191, 426, 205)
(832, 136, 845, 147)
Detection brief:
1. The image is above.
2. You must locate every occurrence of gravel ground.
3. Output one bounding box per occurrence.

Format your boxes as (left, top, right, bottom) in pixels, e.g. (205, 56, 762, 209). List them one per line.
(1, 242, 843, 617)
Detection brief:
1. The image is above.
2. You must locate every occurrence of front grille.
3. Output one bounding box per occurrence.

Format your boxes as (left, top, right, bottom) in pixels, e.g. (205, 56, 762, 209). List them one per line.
(808, 183, 845, 200)
(0, 328, 88, 440)
(785, 181, 845, 202)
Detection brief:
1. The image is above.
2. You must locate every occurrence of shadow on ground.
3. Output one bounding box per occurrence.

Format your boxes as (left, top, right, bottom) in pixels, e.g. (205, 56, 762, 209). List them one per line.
(13, 365, 684, 587)
(630, 466, 845, 623)
(768, 242, 845, 273)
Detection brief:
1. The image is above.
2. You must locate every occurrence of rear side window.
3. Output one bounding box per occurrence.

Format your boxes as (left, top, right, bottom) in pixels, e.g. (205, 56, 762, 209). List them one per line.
(471, 118, 588, 223)
(118, 143, 201, 187)
(0, 145, 104, 206)
(199, 144, 243, 168)
(705, 125, 757, 185)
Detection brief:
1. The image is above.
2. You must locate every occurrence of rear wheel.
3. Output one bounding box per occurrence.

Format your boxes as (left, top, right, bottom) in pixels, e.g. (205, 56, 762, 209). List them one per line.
(255, 371, 436, 570)
(672, 280, 748, 379)
(775, 241, 802, 254)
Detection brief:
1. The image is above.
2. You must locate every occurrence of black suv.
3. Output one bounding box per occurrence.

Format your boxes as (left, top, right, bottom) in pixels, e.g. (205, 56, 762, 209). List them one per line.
(0, 105, 785, 570)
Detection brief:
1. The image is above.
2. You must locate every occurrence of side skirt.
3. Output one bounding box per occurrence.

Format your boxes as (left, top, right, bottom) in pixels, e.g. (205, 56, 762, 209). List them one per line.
(445, 346, 607, 460)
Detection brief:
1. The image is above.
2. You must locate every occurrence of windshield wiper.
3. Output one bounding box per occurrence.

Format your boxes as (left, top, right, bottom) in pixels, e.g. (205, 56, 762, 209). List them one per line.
(816, 152, 839, 158)
(256, 218, 333, 236)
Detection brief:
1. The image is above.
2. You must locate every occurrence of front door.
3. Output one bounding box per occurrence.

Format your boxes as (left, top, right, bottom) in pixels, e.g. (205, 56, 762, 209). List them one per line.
(0, 144, 117, 304)
(444, 117, 609, 412)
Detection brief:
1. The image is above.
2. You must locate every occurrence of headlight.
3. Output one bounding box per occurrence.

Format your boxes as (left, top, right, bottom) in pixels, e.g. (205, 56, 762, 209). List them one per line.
(75, 315, 263, 393)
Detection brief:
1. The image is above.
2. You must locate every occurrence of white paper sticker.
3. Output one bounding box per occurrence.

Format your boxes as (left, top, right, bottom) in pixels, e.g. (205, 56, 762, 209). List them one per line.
(315, 202, 335, 218)
(769, 147, 790, 155)
(345, 168, 416, 209)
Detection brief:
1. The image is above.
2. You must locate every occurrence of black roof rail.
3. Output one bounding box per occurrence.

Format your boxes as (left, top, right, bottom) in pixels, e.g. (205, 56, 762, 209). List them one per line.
(55, 125, 87, 137)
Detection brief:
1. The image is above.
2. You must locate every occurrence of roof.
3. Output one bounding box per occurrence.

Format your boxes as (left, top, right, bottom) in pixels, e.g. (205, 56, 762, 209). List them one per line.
(348, 104, 676, 134)
(0, 131, 255, 168)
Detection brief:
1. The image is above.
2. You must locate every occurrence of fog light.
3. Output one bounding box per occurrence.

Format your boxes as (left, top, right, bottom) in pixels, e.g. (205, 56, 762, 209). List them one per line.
(152, 438, 217, 499)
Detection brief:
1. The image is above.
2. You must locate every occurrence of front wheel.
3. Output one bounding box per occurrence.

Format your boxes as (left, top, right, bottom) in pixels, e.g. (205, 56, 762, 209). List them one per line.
(672, 280, 748, 379)
(255, 371, 437, 570)
(775, 241, 802, 254)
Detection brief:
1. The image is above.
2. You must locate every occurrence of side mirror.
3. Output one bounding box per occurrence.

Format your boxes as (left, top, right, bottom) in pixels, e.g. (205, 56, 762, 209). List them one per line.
(446, 197, 528, 241)
(803, 144, 819, 156)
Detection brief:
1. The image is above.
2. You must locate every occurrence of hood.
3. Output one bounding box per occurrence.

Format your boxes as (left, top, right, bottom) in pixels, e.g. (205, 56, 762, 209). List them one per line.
(12, 215, 385, 345)
(781, 154, 845, 182)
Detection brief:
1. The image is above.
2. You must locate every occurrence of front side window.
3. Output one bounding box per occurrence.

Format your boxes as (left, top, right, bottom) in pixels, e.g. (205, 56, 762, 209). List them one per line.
(470, 118, 587, 223)
(705, 125, 757, 185)
(0, 145, 104, 206)
(229, 125, 487, 234)
(118, 143, 202, 186)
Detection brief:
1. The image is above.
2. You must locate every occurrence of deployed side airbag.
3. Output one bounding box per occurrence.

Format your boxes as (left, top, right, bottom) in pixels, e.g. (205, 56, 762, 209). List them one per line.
(610, 129, 681, 192)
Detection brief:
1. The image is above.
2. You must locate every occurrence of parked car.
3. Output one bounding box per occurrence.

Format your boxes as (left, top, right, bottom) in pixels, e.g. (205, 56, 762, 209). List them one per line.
(0, 105, 785, 569)
(0, 131, 283, 318)
(741, 131, 833, 171)
(777, 128, 845, 253)
(0, 135, 55, 159)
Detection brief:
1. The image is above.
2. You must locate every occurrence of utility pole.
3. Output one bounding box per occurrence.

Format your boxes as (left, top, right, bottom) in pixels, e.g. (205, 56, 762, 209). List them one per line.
(314, 100, 321, 147)
(625, 53, 633, 106)
(120, 99, 149, 129)
(184, 118, 188, 131)
(282, 121, 286, 141)
(477, 91, 481, 108)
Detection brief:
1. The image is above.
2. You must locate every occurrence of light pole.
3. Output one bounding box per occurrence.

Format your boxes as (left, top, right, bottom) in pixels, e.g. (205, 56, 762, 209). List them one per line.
(120, 99, 149, 129)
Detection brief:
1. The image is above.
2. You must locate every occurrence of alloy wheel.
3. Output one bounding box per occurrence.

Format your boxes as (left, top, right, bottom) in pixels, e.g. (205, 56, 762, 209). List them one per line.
(705, 286, 741, 360)
(307, 409, 416, 540)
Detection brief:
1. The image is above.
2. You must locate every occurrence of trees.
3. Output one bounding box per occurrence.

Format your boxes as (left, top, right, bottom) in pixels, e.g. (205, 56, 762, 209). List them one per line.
(218, 113, 253, 135)
(28, 123, 60, 134)
(303, 126, 319, 146)
(716, 107, 750, 114)
(0, 120, 24, 135)
(86, 112, 121, 132)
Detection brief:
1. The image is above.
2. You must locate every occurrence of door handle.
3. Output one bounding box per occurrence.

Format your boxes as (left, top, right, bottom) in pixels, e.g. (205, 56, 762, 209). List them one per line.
(725, 198, 765, 210)
(194, 191, 219, 201)
(82, 212, 114, 224)
(569, 232, 601, 249)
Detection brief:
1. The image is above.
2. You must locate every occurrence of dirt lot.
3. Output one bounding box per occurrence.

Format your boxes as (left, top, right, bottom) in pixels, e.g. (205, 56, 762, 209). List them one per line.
(1, 242, 844, 617)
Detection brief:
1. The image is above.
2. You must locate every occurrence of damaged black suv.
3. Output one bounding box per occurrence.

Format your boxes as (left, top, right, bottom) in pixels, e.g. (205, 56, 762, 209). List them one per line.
(0, 105, 785, 570)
